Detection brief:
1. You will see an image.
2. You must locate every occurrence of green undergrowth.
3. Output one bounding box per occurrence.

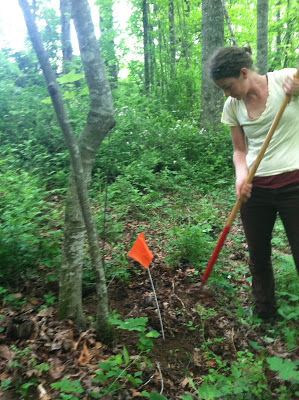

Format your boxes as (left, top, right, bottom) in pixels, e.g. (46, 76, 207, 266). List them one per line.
(1, 80, 298, 399)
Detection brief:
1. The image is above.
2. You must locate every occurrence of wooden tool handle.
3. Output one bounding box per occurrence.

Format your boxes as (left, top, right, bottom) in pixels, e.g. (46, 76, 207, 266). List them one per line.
(226, 65, 299, 228)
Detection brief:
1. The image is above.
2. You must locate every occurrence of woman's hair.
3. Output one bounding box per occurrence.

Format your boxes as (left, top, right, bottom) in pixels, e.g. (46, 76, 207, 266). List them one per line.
(209, 46, 254, 80)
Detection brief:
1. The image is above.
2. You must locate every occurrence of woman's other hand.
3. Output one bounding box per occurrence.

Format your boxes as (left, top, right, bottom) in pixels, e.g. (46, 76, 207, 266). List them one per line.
(283, 74, 299, 96)
(236, 176, 252, 202)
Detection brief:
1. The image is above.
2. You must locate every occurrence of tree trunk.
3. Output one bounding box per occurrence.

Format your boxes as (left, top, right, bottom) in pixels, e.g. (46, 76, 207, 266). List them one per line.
(156, 7, 166, 97)
(283, 0, 290, 68)
(98, 0, 118, 84)
(273, 1, 281, 70)
(168, 0, 176, 79)
(179, 0, 190, 70)
(201, 0, 224, 127)
(60, 0, 73, 73)
(221, 0, 237, 46)
(257, 0, 269, 74)
(18, 0, 115, 341)
(149, 22, 155, 88)
(142, 0, 150, 93)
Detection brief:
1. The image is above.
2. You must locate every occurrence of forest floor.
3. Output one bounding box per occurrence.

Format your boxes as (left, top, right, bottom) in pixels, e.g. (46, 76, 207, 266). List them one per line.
(0, 209, 298, 399)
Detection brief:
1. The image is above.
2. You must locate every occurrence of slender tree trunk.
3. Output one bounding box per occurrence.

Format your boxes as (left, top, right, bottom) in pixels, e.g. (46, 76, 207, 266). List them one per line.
(178, 0, 192, 100)
(283, 0, 290, 68)
(162, 32, 170, 97)
(18, 0, 115, 341)
(168, 0, 176, 79)
(184, 0, 190, 13)
(156, 8, 165, 97)
(273, 1, 281, 69)
(221, 0, 237, 46)
(257, 0, 269, 74)
(60, 0, 73, 73)
(149, 22, 155, 88)
(142, 0, 150, 93)
(179, 0, 190, 70)
(201, 0, 224, 127)
(98, 0, 118, 84)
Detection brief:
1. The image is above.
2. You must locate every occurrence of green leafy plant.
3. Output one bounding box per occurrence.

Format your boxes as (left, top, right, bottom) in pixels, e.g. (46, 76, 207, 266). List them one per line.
(165, 224, 213, 269)
(91, 346, 145, 397)
(0, 160, 61, 282)
(267, 357, 299, 383)
(185, 350, 269, 400)
(6, 345, 39, 397)
(0, 379, 12, 391)
(38, 291, 57, 311)
(109, 314, 160, 352)
(50, 377, 84, 400)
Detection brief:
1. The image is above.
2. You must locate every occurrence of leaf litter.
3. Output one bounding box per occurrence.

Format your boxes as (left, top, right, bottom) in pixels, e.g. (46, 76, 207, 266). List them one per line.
(0, 216, 298, 399)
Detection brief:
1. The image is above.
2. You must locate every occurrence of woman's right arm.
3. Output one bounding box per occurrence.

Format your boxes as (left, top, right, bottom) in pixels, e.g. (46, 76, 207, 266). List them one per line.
(230, 125, 252, 200)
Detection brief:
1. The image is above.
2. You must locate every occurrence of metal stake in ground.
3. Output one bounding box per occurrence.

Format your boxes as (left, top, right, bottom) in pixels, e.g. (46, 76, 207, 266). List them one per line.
(128, 233, 165, 340)
(147, 266, 165, 340)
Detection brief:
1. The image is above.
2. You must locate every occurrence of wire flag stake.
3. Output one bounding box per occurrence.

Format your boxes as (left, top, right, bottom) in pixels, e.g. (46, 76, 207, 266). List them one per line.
(128, 234, 165, 340)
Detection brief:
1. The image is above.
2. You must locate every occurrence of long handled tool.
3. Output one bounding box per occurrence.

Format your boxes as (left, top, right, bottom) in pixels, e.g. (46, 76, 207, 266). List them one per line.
(201, 66, 299, 286)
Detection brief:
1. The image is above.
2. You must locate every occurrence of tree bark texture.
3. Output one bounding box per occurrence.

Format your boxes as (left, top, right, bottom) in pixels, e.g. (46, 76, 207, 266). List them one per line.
(155, 5, 166, 97)
(257, 0, 269, 74)
(142, 0, 150, 93)
(168, 0, 176, 79)
(60, 0, 73, 72)
(62, 0, 115, 340)
(98, 0, 118, 83)
(178, 0, 190, 70)
(283, 0, 290, 68)
(18, 0, 115, 341)
(221, 0, 237, 46)
(273, 1, 282, 69)
(201, 0, 224, 127)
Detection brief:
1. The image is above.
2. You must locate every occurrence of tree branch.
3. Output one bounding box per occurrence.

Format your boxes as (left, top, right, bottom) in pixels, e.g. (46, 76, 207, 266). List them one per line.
(71, 0, 115, 130)
(221, 0, 237, 46)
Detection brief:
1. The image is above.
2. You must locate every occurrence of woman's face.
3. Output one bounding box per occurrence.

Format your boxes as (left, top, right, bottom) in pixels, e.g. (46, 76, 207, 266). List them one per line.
(214, 68, 248, 100)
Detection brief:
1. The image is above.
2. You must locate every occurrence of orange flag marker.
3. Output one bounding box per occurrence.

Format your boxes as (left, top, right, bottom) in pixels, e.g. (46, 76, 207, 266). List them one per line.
(128, 234, 165, 340)
(128, 233, 153, 269)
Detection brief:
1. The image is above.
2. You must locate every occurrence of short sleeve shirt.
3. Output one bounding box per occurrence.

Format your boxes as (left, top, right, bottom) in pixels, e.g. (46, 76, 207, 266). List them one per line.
(221, 68, 299, 177)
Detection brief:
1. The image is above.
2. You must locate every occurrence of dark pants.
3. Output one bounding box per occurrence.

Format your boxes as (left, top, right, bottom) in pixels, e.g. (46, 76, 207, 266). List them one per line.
(240, 183, 299, 318)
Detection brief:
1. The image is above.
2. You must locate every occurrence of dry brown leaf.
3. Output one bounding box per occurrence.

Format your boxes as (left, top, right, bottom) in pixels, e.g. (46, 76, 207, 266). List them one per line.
(78, 342, 93, 366)
(153, 370, 161, 385)
(130, 388, 144, 397)
(37, 384, 51, 400)
(48, 358, 65, 380)
(95, 342, 103, 350)
(36, 308, 54, 318)
(180, 377, 190, 388)
(192, 348, 201, 367)
(0, 345, 14, 363)
(51, 329, 74, 351)
(73, 331, 89, 351)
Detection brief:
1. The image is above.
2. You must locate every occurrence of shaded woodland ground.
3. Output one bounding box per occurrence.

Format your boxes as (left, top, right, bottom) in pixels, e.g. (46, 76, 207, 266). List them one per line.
(0, 191, 298, 399)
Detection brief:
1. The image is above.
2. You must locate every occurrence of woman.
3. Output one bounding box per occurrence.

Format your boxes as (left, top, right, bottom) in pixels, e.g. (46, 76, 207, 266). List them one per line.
(209, 46, 299, 321)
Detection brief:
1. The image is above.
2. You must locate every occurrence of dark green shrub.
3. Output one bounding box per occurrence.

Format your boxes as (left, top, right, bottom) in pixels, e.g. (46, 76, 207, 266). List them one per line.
(165, 224, 213, 269)
(0, 159, 61, 282)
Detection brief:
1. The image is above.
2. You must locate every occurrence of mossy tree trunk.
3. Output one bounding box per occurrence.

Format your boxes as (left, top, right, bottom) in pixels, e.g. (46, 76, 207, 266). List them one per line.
(142, 0, 150, 94)
(60, 0, 73, 73)
(19, 0, 115, 341)
(257, 0, 269, 74)
(200, 0, 224, 128)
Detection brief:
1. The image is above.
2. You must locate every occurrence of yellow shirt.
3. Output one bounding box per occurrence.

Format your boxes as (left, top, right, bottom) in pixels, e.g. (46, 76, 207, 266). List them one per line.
(221, 68, 299, 177)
